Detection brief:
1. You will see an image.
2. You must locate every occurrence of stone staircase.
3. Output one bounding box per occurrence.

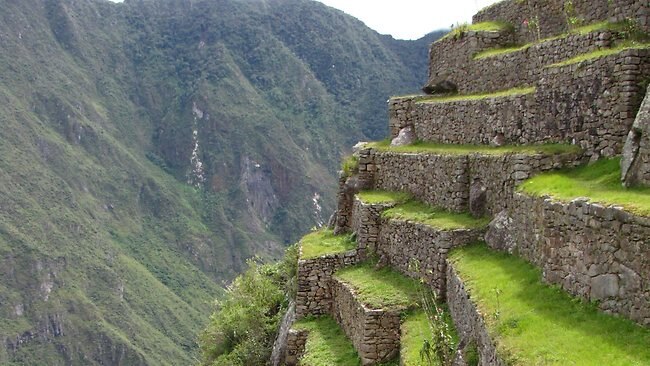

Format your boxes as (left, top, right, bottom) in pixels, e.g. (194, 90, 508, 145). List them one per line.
(280, 0, 650, 364)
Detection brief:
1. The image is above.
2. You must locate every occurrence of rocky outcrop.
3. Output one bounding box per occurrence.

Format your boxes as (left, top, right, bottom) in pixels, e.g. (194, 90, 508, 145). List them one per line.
(622, 88, 650, 187)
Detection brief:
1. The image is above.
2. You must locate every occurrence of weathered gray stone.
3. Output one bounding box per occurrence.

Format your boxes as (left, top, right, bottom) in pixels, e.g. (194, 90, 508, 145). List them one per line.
(390, 126, 416, 147)
(591, 274, 620, 300)
(484, 210, 517, 253)
(621, 87, 650, 187)
(469, 179, 487, 217)
(422, 72, 458, 95)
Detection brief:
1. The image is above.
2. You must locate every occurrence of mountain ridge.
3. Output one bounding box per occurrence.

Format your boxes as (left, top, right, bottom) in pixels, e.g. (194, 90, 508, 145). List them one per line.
(0, 0, 442, 363)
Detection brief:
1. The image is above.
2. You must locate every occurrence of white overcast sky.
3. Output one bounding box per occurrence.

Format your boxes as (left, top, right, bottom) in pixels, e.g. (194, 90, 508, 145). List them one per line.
(107, 0, 502, 40)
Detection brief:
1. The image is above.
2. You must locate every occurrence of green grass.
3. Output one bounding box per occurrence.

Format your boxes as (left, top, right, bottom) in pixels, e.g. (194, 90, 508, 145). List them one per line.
(401, 310, 435, 366)
(383, 201, 490, 230)
(366, 140, 581, 156)
(334, 262, 420, 310)
(356, 190, 410, 205)
(300, 230, 356, 259)
(449, 243, 650, 365)
(416, 86, 535, 104)
(341, 155, 359, 178)
(401, 309, 459, 366)
(520, 158, 650, 216)
(293, 316, 360, 366)
(548, 41, 650, 67)
(441, 21, 514, 41)
(473, 44, 530, 59)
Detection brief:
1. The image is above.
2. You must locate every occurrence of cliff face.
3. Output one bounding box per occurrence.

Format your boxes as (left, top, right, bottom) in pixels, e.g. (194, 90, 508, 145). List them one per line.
(0, 0, 442, 363)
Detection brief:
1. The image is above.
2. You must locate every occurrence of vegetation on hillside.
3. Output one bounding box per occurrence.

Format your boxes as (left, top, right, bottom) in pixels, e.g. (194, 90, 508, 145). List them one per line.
(199, 245, 298, 366)
(0, 0, 440, 363)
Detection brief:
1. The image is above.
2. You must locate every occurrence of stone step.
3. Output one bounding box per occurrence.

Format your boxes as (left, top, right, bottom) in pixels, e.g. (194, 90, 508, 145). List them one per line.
(295, 230, 360, 318)
(285, 315, 360, 366)
(346, 192, 486, 295)
(330, 262, 421, 365)
(356, 143, 580, 216)
(446, 242, 650, 365)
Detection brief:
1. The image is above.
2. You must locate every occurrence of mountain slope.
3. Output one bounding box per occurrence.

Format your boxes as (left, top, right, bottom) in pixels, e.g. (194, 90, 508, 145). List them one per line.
(0, 0, 442, 364)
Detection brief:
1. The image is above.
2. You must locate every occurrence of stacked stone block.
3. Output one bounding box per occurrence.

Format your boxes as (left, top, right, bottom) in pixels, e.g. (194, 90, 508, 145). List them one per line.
(377, 219, 485, 297)
(473, 0, 649, 43)
(349, 198, 395, 257)
(284, 329, 308, 366)
(295, 250, 360, 318)
(330, 279, 402, 365)
(489, 193, 650, 326)
(426, 30, 620, 96)
(446, 265, 505, 366)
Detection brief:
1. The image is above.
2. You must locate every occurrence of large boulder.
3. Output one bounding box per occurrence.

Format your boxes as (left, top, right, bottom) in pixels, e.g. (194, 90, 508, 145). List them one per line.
(422, 71, 458, 95)
(484, 210, 517, 253)
(621, 88, 650, 187)
(390, 126, 416, 146)
(469, 178, 487, 218)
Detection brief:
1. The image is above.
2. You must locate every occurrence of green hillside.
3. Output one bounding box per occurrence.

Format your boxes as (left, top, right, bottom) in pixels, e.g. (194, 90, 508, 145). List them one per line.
(0, 0, 441, 364)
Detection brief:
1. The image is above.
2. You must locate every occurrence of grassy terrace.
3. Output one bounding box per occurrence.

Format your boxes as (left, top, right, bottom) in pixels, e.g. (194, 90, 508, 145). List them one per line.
(300, 229, 356, 259)
(548, 41, 650, 67)
(416, 86, 535, 104)
(400, 310, 434, 366)
(293, 316, 360, 366)
(383, 201, 490, 230)
(449, 243, 650, 365)
(401, 309, 461, 366)
(520, 158, 650, 217)
(473, 21, 639, 60)
(334, 262, 420, 310)
(356, 190, 410, 205)
(440, 21, 514, 41)
(365, 140, 581, 156)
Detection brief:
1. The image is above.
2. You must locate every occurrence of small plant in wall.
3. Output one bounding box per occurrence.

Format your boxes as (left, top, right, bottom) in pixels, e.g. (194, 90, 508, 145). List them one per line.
(409, 259, 457, 366)
(563, 0, 584, 30)
(493, 287, 503, 320)
(523, 16, 541, 41)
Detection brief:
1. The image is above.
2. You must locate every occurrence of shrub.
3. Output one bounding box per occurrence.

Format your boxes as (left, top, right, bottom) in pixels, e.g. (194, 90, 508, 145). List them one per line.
(199, 245, 298, 365)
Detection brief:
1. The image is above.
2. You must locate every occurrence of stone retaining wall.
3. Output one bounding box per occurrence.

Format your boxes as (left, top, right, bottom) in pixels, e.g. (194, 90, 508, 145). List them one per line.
(377, 219, 485, 297)
(371, 151, 469, 212)
(295, 250, 360, 318)
(426, 30, 616, 96)
(473, 0, 649, 43)
(350, 197, 394, 257)
(362, 149, 580, 216)
(397, 50, 650, 158)
(284, 329, 308, 366)
(447, 265, 505, 366)
(412, 94, 534, 145)
(493, 192, 650, 326)
(330, 278, 402, 365)
(534, 49, 650, 159)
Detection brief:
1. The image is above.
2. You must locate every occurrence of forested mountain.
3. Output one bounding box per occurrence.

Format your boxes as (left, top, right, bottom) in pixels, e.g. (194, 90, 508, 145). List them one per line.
(0, 0, 443, 363)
